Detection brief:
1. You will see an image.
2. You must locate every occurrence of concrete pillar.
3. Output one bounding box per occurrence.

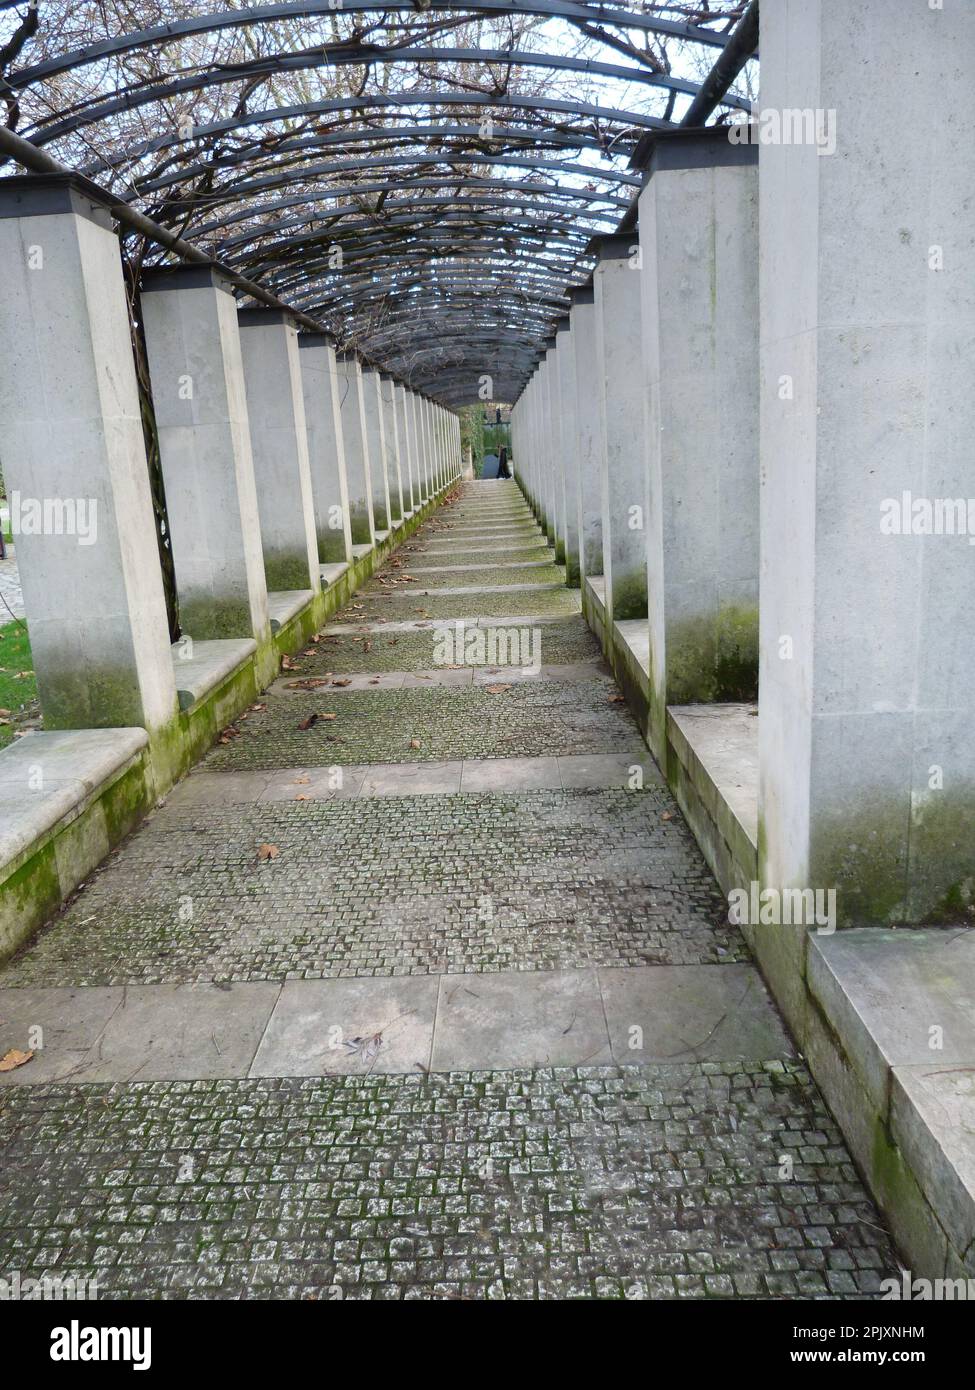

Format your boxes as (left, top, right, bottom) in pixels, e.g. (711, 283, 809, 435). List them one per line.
(570, 287, 602, 581)
(556, 316, 580, 584)
(380, 375, 405, 523)
(537, 356, 553, 536)
(298, 333, 353, 565)
(140, 265, 271, 648)
(334, 353, 374, 545)
(549, 338, 568, 563)
(594, 234, 648, 623)
(758, 0, 975, 924)
(0, 174, 178, 736)
(409, 392, 427, 502)
(238, 309, 320, 594)
(360, 368, 391, 533)
(395, 385, 415, 513)
(639, 128, 759, 765)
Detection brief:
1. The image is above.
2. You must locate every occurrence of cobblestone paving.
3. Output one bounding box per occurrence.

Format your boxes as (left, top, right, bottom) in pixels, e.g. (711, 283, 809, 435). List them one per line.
(0, 480, 900, 1297)
(3, 790, 742, 986)
(0, 1065, 897, 1299)
(295, 620, 603, 674)
(204, 681, 638, 769)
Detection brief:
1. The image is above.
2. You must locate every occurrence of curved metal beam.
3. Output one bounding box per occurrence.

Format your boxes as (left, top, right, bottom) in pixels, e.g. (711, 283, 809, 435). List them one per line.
(137, 125, 639, 195)
(79, 91, 671, 173)
(10, 2, 730, 87)
(27, 43, 748, 144)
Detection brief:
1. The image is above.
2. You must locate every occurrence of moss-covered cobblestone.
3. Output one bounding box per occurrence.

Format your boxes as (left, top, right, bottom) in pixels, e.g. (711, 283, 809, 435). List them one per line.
(294, 620, 603, 674)
(204, 681, 637, 768)
(3, 789, 742, 985)
(0, 1064, 898, 1299)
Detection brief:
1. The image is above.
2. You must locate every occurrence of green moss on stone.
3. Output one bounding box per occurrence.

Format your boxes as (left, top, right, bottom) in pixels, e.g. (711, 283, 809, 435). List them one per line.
(665, 603, 759, 705)
(610, 569, 648, 624)
(264, 550, 315, 592)
(178, 595, 254, 641)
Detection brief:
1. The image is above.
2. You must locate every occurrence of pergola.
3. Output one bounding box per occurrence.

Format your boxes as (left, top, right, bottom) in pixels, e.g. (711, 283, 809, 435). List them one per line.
(0, 0, 758, 404)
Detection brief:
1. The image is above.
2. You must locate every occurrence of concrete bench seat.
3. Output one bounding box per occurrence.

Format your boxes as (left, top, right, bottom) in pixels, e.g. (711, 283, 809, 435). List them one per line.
(808, 928, 975, 1280)
(172, 638, 256, 712)
(0, 728, 148, 866)
(266, 589, 314, 633)
(0, 728, 150, 959)
(667, 702, 759, 893)
(320, 562, 349, 589)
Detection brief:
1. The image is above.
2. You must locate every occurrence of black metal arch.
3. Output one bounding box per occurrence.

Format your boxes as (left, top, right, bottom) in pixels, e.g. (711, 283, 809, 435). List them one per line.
(8, 2, 730, 87)
(0, 0, 757, 402)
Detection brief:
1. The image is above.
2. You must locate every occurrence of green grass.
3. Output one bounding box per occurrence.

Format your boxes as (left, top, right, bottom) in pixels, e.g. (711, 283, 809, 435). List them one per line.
(0, 618, 38, 749)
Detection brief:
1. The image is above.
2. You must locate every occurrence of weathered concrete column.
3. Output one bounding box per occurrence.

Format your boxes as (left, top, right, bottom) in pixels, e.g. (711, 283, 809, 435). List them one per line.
(140, 265, 271, 651)
(759, 0, 975, 925)
(238, 309, 320, 594)
(594, 234, 648, 623)
(298, 333, 353, 565)
(380, 375, 405, 523)
(409, 392, 428, 502)
(639, 128, 759, 764)
(395, 385, 415, 512)
(556, 316, 580, 584)
(549, 337, 568, 563)
(334, 352, 374, 545)
(0, 174, 179, 738)
(360, 368, 391, 533)
(570, 287, 603, 581)
(537, 355, 553, 536)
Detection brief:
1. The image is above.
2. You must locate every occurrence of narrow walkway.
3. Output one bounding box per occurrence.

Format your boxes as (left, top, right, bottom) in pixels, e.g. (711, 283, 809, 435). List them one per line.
(0, 481, 898, 1299)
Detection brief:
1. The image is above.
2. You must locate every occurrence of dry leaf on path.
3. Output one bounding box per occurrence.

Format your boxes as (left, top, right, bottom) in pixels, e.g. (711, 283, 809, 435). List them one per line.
(257, 843, 280, 861)
(0, 1049, 33, 1072)
(485, 683, 513, 694)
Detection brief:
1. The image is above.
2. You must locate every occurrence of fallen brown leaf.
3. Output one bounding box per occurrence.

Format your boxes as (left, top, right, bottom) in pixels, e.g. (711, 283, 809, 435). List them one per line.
(257, 843, 279, 861)
(0, 1049, 33, 1073)
(485, 683, 513, 694)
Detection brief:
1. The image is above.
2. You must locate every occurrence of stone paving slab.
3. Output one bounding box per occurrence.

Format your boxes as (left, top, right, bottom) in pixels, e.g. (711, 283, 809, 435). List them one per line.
(251, 977, 439, 1077)
(269, 661, 608, 693)
(0, 965, 792, 1085)
(0, 982, 278, 1083)
(0, 789, 743, 987)
(203, 680, 642, 769)
(0, 1064, 899, 1298)
(165, 752, 663, 807)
